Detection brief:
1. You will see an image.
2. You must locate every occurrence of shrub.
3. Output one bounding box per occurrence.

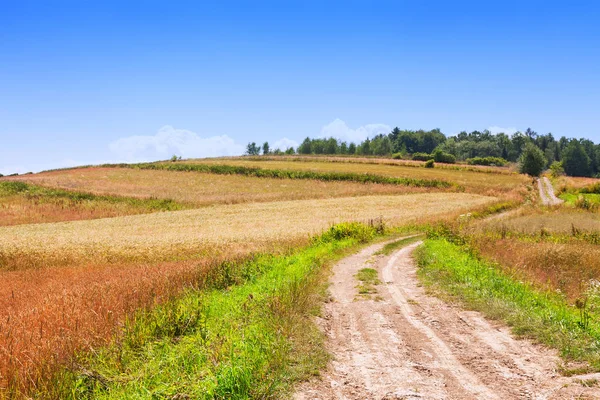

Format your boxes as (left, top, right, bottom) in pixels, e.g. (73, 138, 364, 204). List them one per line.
(466, 157, 507, 167)
(412, 152, 433, 161)
(392, 153, 403, 160)
(319, 221, 384, 243)
(432, 149, 456, 164)
(425, 160, 435, 168)
(549, 161, 565, 178)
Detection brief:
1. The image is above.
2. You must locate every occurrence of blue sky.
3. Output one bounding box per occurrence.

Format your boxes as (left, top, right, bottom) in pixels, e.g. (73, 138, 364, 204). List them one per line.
(1, 0, 599, 173)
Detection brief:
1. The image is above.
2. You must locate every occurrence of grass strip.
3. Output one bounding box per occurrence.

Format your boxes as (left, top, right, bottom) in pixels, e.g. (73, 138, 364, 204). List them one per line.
(92, 162, 457, 189)
(54, 222, 384, 399)
(415, 238, 600, 372)
(0, 180, 186, 212)
(376, 234, 424, 255)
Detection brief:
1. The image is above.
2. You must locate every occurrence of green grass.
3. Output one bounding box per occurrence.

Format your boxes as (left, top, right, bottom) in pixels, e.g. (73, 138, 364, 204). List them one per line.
(415, 238, 600, 373)
(54, 223, 384, 399)
(376, 235, 424, 256)
(560, 192, 600, 207)
(0, 180, 186, 212)
(355, 268, 381, 295)
(90, 162, 457, 189)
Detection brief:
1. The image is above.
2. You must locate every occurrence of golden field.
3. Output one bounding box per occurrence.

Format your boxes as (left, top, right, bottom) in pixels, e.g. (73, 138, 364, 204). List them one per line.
(1, 193, 496, 269)
(0, 191, 496, 394)
(178, 157, 530, 198)
(11, 166, 434, 208)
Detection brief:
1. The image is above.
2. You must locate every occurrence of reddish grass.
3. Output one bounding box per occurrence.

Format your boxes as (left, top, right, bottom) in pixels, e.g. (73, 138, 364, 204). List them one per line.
(475, 237, 600, 302)
(0, 253, 263, 397)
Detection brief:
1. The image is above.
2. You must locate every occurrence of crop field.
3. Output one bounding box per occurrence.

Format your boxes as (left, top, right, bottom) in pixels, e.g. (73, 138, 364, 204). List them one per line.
(11, 167, 435, 209)
(465, 208, 600, 299)
(475, 208, 600, 234)
(245, 155, 516, 174)
(0, 190, 496, 396)
(0, 181, 185, 226)
(178, 157, 530, 198)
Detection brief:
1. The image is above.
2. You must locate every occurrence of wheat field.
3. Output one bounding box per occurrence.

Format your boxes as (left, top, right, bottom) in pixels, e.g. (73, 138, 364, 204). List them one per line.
(178, 157, 529, 198)
(12, 167, 434, 207)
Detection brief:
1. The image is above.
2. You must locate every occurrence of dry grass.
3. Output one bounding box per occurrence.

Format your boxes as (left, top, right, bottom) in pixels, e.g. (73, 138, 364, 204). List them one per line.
(475, 207, 600, 235)
(0, 193, 496, 269)
(476, 238, 600, 302)
(11, 167, 434, 208)
(0, 194, 177, 227)
(247, 154, 516, 174)
(553, 175, 600, 193)
(180, 157, 529, 198)
(0, 192, 496, 395)
(465, 207, 600, 302)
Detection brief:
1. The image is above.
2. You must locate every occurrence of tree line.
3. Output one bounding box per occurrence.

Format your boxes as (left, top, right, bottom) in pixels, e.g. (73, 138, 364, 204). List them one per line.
(247, 127, 600, 177)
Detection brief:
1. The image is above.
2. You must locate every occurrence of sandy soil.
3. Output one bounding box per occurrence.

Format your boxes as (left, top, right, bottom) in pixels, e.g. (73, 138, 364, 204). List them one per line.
(295, 241, 600, 399)
(538, 177, 563, 206)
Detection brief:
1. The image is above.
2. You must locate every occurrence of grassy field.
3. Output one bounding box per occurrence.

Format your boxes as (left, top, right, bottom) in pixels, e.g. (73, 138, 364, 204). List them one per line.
(7, 154, 597, 399)
(11, 166, 438, 208)
(0, 191, 495, 397)
(244, 155, 516, 174)
(177, 157, 530, 198)
(0, 180, 186, 226)
(57, 224, 376, 399)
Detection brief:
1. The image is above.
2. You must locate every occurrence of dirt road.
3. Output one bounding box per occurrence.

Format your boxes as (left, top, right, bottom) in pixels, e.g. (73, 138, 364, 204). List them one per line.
(538, 177, 563, 206)
(295, 241, 599, 399)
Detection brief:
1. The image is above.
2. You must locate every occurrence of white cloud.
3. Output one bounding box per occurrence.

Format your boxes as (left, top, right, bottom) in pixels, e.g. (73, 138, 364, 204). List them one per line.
(487, 126, 519, 135)
(272, 137, 298, 150)
(109, 125, 245, 162)
(320, 119, 391, 143)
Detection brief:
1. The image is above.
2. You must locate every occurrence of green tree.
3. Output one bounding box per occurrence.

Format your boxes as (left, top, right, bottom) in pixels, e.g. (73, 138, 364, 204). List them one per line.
(348, 142, 357, 154)
(297, 138, 312, 154)
(562, 140, 592, 177)
(246, 142, 260, 155)
(262, 142, 270, 155)
(518, 143, 547, 177)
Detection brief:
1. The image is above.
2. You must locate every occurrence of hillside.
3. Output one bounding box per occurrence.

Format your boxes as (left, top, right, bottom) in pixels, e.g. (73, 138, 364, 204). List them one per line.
(1, 155, 600, 398)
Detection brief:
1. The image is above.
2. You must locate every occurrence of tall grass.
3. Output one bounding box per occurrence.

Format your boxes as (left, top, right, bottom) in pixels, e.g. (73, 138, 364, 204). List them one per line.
(49, 223, 385, 399)
(416, 238, 600, 372)
(0, 181, 186, 226)
(103, 162, 457, 189)
(12, 167, 438, 208)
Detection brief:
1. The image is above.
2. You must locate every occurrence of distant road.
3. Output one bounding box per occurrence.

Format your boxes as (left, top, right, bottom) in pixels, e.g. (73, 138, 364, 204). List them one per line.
(538, 177, 563, 206)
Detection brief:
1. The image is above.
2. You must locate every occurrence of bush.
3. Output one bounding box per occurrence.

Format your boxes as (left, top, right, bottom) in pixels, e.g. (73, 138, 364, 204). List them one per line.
(549, 161, 565, 178)
(412, 152, 433, 161)
(319, 221, 385, 243)
(392, 152, 403, 160)
(425, 160, 435, 168)
(466, 157, 507, 166)
(432, 149, 456, 164)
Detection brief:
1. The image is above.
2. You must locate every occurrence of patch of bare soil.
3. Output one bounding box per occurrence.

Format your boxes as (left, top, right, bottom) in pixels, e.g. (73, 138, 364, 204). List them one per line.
(295, 241, 600, 399)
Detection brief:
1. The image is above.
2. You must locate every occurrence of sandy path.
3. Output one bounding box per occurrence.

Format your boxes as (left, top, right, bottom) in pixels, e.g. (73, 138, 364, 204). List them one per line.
(538, 177, 563, 206)
(295, 241, 599, 399)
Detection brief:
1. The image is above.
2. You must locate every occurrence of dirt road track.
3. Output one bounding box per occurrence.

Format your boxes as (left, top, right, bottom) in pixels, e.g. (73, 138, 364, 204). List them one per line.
(295, 241, 599, 399)
(538, 177, 563, 206)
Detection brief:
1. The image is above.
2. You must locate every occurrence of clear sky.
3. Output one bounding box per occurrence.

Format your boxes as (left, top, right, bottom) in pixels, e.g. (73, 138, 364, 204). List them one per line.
(1, 0, 599, 174)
